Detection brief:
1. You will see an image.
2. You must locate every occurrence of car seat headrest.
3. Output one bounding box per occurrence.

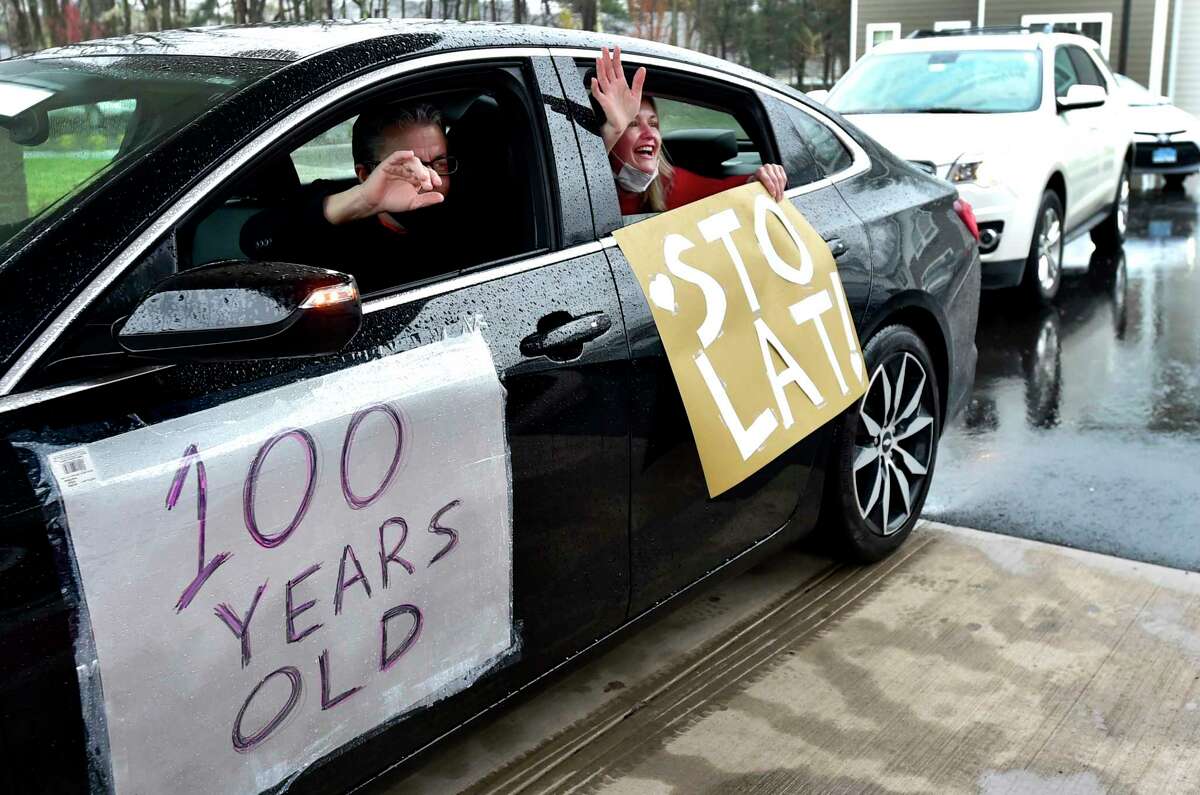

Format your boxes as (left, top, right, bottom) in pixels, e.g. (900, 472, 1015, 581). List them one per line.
(663, 129, 738, 175)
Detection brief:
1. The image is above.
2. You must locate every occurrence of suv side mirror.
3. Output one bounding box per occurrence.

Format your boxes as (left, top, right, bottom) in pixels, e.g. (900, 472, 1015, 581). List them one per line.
(1058, 84, 1106, 112)
(117, 260, 361, 361)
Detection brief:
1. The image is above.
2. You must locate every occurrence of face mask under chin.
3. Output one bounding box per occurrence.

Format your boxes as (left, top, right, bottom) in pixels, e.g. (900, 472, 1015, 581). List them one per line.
(615, 157, 658, 193)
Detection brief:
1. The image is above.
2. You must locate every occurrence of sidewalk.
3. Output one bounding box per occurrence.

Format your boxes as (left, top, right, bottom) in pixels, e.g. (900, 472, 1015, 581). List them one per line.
(381, 522, 1200, 794)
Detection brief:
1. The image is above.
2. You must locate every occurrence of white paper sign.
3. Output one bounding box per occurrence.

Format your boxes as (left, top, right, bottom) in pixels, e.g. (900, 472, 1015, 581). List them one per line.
(49, 334, 513, 794)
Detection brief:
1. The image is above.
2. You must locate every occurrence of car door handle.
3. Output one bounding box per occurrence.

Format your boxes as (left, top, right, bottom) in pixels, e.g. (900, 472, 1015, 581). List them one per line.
(824, 237, 849, 258)
(521, 311, 612, 358)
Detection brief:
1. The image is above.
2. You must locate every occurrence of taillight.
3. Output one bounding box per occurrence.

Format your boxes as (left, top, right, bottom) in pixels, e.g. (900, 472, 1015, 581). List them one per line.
(954, 197, 981, 242)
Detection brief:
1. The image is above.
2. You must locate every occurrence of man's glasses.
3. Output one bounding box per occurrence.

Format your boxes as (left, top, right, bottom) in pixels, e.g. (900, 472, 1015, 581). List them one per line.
(365, 155, 459, 176)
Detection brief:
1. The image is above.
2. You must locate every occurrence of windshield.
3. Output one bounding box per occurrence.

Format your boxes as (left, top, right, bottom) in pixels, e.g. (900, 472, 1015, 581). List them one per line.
(0, 56, 275, 255)
(829, 49, 1043, 114)
(1115, 73, 1166, 107)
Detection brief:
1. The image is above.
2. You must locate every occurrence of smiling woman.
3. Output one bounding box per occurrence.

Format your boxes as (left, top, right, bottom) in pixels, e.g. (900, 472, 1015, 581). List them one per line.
(588, 46, 788, 215)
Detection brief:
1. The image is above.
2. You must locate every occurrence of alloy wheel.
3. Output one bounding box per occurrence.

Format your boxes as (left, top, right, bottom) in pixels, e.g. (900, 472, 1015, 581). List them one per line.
(1116, 172, 1130, 238)
(1037, 206, 1062, 295)
(852, 352, 936, 536)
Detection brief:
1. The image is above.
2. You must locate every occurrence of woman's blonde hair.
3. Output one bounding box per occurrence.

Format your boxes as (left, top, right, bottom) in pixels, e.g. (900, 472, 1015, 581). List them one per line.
(632, 96, 674, 213)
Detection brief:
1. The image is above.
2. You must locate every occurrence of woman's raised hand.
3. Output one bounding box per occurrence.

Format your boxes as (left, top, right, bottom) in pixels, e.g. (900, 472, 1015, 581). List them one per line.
(591, 46, 647, 153)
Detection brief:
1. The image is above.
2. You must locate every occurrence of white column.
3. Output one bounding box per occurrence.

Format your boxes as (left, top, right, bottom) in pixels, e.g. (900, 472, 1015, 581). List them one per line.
(978, 0, 986, 27)
(1168, 0, 1182, 100)
(1149, 0, 1170, 94)
(850, 0, 859, 64)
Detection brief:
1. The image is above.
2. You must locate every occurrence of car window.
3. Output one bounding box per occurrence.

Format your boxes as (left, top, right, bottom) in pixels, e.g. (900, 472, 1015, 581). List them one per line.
(181, 69, 550, 291)
(18, 99, 134, 216)
(787, 107, 853, 176)
(1055, 47, 1081, 97)
(1067, 46, 1105, 89)
(33, 64, 555, 388)
(291, 116, 357, 183)
(0, 56, 276, 258)
(576, 61, 775, 218)
(829, 49, 1042, 114)
(652, 95, 762, 173)
(653, 97, 748, 139)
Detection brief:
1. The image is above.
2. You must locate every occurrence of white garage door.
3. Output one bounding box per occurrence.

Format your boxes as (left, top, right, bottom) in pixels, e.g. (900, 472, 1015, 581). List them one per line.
(1171, 0, 1200, 115)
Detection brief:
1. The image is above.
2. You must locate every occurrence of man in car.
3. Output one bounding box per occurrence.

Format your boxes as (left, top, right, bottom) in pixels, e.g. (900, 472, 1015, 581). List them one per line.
(240, 103, 461, 294)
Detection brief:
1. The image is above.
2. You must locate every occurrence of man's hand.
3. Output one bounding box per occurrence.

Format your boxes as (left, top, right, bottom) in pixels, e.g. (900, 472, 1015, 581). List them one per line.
(324, 150, 444, 225)
(591, 46, 647, 154)
(749, 164, 788, 202)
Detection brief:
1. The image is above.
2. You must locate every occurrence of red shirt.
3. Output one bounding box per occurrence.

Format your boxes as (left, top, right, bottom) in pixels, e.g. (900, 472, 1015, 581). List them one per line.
(618, 167, 748, 215)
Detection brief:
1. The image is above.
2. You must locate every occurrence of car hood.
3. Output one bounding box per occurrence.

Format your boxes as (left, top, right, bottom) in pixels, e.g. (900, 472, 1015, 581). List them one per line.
(845, 112, 1041, 167)
(1123, 103, 1196, 134)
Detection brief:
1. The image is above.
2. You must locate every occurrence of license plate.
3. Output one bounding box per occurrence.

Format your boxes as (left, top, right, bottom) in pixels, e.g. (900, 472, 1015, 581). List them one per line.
(1153, 147, 1178, 164)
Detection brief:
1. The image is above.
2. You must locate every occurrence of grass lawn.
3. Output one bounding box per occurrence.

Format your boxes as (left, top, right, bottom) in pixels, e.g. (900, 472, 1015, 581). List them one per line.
(23, 154, 112, 215)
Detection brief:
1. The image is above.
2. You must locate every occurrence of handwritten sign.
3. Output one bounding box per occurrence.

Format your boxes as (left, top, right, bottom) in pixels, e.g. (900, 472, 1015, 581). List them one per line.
(46, 334, 513, 794)
(614, 183, 866, 496)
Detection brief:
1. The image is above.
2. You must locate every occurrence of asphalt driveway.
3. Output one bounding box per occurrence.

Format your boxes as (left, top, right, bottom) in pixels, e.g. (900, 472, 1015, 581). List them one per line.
(925, 181, 1200, 570)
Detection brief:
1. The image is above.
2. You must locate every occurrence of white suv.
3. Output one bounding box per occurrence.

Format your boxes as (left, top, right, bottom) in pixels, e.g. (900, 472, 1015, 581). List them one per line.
(817, 28, 1133, 302)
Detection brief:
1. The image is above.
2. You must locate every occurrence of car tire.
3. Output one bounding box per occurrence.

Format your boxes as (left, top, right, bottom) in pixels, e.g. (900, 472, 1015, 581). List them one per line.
(1091, 162, 1130, 248)
(1164, 174, 1188, 192)
(821, 324, 941, 563)
(1022, 190, 1065, 304)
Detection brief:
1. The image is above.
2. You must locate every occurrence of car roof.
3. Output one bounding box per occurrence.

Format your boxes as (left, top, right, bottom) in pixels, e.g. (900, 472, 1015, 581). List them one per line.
(19, 19, 466, 61)
(869, 30, 1099, 55)
(17, 19, 779, 84)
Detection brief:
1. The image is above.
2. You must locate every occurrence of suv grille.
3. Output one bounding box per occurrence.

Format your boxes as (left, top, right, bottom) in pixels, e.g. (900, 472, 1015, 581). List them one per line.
(1135, 141, 1200, 168)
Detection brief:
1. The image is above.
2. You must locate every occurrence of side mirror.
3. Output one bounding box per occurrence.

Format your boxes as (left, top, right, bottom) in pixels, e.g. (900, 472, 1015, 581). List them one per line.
(1058, 84, 1106, 112)
(117, 261, 362, 361)
(806, 89, 830, 104)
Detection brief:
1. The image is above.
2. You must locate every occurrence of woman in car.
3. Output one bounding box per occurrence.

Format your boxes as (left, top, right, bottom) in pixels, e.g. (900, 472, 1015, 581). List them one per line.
(590, 46, 789, 214)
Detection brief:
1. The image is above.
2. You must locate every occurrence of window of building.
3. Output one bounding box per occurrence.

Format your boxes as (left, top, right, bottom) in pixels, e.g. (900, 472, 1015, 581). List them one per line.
(866, 23, 901, 51)
(1022, 13, 1113, 60)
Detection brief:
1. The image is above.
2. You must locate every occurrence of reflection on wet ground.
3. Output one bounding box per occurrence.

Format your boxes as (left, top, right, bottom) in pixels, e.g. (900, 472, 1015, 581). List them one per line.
(925, 183, 1200, 569)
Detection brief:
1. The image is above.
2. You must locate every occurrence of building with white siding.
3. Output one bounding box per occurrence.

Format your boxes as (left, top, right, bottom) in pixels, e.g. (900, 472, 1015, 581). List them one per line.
(850, 0, 1198, 114)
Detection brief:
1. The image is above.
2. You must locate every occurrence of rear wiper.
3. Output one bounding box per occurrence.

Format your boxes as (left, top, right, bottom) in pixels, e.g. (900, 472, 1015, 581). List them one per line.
(911, 107, 990, 114)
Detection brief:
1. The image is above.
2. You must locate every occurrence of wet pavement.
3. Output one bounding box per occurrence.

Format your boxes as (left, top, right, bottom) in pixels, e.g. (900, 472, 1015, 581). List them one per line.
(385, 522, 1200, 794)
(924, 181, 1200, 570)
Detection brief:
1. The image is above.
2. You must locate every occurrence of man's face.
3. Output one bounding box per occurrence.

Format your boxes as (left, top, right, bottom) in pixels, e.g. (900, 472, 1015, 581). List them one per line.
(361, 122, 452, 198)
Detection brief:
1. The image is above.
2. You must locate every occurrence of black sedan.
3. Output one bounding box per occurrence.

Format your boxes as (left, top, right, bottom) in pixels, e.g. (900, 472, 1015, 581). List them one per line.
(0, 21, 979, 793)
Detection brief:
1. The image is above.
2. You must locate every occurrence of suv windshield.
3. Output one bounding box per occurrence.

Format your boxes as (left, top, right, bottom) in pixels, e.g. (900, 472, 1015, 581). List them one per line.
(829, 49, 1043, 114)
(0, 56, 275, 256)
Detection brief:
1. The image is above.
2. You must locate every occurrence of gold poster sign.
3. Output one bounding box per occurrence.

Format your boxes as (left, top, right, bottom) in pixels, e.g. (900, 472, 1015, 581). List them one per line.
(614, 183, 867, 497)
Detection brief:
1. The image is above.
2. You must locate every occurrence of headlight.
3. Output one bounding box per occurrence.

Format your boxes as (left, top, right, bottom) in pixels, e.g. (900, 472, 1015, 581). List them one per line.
(947, 156, 995, 188)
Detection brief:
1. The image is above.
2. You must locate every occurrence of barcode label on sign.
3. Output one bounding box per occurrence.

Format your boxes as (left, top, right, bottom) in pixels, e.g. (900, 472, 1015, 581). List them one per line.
(48, 447, 98, 490)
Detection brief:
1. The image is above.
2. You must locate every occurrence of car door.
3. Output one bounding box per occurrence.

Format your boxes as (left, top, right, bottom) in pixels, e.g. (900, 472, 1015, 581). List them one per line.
(1053, 45, 1105, 224)
(761, 94, 874, 323)
(0, 53, 630, 793)
(1069, 45, 1123, 207)
(554, 54, 824, 616)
